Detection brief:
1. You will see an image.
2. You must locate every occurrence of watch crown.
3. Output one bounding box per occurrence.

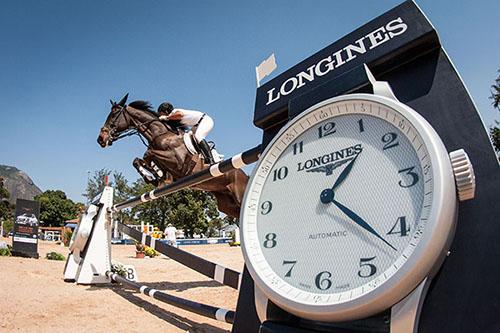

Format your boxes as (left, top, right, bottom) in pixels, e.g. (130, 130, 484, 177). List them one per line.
(449, 149, 475, 201)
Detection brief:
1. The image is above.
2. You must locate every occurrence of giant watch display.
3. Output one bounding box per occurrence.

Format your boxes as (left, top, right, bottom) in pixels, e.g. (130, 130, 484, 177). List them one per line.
(240, 66, 475, 328)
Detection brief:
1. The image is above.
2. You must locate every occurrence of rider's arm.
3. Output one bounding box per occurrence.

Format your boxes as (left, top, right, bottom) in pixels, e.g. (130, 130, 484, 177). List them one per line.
(165, 110, 184, 121)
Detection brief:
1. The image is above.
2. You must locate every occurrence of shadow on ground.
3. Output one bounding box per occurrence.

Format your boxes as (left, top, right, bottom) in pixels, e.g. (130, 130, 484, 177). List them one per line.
(112, 286, 230, 333)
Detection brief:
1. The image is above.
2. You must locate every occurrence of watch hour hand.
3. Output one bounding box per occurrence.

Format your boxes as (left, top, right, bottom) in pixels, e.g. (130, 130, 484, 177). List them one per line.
(332, 199, 397, 251)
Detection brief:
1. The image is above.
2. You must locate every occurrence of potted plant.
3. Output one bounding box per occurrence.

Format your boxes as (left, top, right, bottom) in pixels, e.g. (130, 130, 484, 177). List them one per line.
(135, 242, 145, 259)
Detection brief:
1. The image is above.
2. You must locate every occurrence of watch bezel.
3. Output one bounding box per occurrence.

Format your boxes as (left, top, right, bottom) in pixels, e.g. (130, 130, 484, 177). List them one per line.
(240, 93, 457, 322)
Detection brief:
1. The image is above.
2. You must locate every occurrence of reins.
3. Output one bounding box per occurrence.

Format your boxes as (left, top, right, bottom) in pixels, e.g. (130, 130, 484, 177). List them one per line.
(108, 105, 177, 149)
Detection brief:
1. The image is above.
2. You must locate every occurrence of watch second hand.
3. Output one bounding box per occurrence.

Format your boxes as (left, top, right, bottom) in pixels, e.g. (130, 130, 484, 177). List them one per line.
(332, 199, 397, 251)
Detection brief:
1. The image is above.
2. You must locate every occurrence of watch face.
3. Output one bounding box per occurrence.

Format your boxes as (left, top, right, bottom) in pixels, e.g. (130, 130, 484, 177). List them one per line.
(241, 94, 456, 321)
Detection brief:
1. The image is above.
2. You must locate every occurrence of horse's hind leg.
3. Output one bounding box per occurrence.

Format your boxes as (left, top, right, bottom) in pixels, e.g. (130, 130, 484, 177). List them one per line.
(225, 170, 249, 206)
(213, 192, 241, 219)
(210, 170, 249, 219)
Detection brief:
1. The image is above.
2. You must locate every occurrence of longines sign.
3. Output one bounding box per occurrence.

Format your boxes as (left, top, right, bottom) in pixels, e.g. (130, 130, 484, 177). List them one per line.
(253, 1, 437, 129)
(266, 18, 407, 106)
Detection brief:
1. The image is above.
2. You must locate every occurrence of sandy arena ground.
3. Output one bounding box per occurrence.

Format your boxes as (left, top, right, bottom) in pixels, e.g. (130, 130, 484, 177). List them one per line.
(0, 236, 245, 333)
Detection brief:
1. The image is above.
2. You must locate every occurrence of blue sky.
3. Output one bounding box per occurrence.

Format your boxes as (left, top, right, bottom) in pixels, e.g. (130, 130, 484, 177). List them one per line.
(1, 0, 498, 203)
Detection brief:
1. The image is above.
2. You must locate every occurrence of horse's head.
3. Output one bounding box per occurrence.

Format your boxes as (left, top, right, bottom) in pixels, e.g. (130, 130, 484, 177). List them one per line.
(97, 93, 129, 147)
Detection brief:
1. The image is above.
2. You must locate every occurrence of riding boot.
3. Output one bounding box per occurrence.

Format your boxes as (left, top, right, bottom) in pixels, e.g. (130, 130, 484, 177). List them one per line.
(198, 139, 215, 165)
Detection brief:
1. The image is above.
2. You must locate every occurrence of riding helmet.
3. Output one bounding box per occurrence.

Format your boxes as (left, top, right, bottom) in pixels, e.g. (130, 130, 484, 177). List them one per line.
(158, 102, 174, 114)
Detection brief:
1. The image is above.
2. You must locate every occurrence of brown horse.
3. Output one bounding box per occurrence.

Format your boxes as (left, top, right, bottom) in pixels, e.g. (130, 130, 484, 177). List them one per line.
(97, 94, 248, 218)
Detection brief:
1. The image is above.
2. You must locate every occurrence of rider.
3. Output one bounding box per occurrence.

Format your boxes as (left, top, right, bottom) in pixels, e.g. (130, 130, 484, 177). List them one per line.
(157, 102, 215, 164)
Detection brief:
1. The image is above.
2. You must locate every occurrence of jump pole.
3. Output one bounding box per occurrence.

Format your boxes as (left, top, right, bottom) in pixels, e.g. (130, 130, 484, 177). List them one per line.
(117, 221, 242, 289)
(107, 271, 235, 324)
(112, 145, 261, 212)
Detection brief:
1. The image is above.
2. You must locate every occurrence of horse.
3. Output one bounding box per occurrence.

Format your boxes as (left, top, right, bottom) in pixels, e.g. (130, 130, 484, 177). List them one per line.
(97, 94, 249, 218)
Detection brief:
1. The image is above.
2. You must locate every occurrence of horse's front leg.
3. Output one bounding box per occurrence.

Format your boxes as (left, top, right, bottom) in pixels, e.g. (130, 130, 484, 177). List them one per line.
(143, 151, 174, 185)
(132, 157, 159, 186)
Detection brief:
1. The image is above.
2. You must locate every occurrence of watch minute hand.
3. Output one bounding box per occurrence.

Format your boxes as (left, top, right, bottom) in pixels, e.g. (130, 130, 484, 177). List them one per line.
(332, 199, 397, 251)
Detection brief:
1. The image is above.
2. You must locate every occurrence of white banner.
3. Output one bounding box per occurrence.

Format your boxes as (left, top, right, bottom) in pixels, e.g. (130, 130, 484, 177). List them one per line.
(255, 53, 277, 87)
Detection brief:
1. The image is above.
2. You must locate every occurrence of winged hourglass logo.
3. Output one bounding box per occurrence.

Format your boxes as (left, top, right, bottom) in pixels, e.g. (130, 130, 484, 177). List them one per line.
(296, 143, 362, 175)
(306, 157, 355, 176)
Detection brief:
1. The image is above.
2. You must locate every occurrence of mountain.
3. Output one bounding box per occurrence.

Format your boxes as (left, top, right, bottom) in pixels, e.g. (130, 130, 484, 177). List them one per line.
(0, 165, 42, 204)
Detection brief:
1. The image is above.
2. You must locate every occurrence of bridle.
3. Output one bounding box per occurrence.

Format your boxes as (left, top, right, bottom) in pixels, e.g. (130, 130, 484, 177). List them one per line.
(102, 104, 172, 148)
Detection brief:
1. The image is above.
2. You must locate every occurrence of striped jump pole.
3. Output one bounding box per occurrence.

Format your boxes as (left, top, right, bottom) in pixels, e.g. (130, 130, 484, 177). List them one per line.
(112, 145, 261, 212)
(106, 271, 235, 324)
(117, 222, 242, 290)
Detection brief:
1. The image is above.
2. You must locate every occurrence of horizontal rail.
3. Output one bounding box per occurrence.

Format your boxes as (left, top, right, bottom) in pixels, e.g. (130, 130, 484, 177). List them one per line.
(112, 145, 261, 212)
(117, 222, 241, 290)
(107, 271, 235, 324)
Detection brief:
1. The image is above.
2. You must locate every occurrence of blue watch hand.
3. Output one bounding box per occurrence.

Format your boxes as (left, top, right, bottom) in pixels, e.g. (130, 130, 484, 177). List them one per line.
(331, 153, 360, 191)
(332, 199, 397, 251)
(320, 153, 360, 204)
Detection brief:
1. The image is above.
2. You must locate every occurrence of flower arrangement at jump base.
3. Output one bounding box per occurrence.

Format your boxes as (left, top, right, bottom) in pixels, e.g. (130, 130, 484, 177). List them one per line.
(135, 242, 158, 258)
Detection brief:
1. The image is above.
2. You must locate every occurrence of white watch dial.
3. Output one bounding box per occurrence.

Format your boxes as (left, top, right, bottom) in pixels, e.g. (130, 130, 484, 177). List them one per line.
(241, 95, 456, 321)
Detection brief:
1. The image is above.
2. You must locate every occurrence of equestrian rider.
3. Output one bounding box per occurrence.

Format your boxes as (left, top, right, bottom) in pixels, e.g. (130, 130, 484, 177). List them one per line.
(157, 102, 215, 164)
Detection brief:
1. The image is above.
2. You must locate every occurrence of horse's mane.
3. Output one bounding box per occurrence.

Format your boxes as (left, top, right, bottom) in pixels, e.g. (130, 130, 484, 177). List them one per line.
(128, 100, 155, 115)
(128, 100, 182, 134)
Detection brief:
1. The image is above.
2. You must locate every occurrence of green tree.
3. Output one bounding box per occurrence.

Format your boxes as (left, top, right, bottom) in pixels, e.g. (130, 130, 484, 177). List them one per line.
(0, 177, 11, 221)
(129, 179, 171, 229)
(490, 71, 500, 152)
(83, 169, 112, 202)
(0, 177, 13, 235)
(112, 171, 133, 224)
(128, 179, 224, 237)
(162, 189, 222, 238)
(35, 190, 79, 226)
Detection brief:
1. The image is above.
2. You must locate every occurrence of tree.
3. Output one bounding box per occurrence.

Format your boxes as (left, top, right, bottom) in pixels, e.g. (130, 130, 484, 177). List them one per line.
(35, 190, 79, 226)
(0, 177, 13, 236)
(112, 171, 133, 224)
(490, 71, 500, 152)
(0, 177, 11, 222)
(129, 179, 170, 229)
(129, 178, 224, 238)
(83, 169, 112, 202)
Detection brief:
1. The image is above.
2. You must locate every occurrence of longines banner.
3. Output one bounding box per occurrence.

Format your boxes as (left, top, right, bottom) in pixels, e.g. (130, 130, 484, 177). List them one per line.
(12, 198, 40, 258)
(253, 1, 438, 129)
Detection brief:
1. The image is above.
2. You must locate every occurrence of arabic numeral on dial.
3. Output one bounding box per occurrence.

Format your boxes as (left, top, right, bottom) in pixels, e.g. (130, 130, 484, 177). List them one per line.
(387, 216, 410, 237)
(273, 166, 288, 181)
(315, 271, 333, 290)
(358, 257, 377, 278)
(358, 119, 364, 132)
(263, 233, 277, 248)
(398, 119, 406, 130)
(312, 295, 323, 303)
(260, 201, 272, 215)
(398, 167, 419, 188)
(318, 122, 336, 138)
(423, 164, 431, 175)
(270, 276, 280, 286)
(293, 141, 303, 155)
(282, 260, 297, 277)
(261, 164, 271, 174)
(382, 132, 399, 150)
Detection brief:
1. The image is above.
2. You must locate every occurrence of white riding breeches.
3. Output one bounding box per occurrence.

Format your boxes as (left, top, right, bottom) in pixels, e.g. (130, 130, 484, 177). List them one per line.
(194, 115, 214, 142)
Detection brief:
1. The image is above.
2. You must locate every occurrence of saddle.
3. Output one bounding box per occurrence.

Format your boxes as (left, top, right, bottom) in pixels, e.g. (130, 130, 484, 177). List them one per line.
(183, 131, 223, 163)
